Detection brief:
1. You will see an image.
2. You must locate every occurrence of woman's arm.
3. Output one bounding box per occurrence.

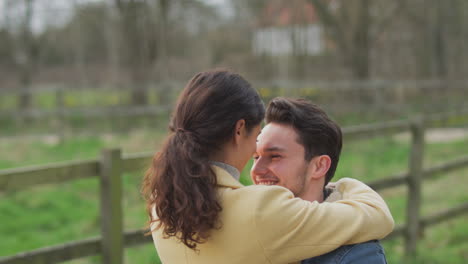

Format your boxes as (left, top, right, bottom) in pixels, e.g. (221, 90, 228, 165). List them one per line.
(250, 178, 394, 263)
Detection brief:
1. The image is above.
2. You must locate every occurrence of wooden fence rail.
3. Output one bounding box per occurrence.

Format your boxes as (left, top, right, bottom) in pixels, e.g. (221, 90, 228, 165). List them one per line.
(1, 79, 467, 96)
(2, 81, 467, 133)
(1, 114, 468, 263)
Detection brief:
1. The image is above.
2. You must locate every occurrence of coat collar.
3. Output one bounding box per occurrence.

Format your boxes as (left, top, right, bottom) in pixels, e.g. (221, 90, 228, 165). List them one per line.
(211, 165, 244, 189)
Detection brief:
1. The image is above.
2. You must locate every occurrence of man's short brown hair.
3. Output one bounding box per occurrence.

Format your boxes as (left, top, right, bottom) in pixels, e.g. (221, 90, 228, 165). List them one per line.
(266, 97, 342, 185)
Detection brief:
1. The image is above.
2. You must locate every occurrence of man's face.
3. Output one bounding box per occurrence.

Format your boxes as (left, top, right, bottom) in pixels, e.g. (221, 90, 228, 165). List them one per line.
(251, 123, 311, 197)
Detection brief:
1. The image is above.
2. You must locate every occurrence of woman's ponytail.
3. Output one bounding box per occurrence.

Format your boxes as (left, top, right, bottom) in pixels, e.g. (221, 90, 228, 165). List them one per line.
(142, 70, 264, 250)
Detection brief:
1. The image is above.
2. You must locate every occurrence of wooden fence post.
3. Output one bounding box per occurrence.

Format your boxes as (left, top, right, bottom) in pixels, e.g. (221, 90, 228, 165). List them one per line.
(405, 117, 425, 256)
(100, 149, 124, 264)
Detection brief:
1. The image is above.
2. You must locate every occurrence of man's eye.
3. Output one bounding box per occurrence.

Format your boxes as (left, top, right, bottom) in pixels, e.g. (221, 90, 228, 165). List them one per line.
(271, 155, 281, 159)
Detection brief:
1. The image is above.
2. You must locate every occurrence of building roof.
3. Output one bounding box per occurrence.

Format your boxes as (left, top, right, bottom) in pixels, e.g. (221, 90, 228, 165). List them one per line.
(257, 0, 319, 28)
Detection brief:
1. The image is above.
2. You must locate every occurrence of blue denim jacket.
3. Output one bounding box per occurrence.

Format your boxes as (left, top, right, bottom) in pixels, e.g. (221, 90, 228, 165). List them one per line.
(301, 240, 387, 264)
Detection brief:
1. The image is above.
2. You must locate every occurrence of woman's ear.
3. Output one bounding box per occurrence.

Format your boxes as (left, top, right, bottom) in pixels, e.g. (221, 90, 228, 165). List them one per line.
(308, 155, 331, 180)
(233, 119, 246, 144)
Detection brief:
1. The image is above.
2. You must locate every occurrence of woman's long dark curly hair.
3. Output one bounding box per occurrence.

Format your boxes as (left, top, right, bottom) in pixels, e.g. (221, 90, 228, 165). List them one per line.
(142, 70, 264, 250)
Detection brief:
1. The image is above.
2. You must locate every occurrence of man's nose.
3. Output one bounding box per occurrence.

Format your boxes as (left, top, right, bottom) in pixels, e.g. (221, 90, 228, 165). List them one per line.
(251, 158, 267, 176)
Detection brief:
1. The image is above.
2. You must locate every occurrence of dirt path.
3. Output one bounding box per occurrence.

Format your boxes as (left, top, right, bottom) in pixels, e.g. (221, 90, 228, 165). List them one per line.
(394, 128, 468, 143)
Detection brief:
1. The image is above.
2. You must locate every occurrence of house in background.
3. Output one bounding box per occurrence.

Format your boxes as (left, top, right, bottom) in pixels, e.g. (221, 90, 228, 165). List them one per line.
(252, 0, 323, 56)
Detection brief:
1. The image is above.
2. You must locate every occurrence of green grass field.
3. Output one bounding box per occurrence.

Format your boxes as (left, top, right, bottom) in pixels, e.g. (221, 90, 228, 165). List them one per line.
(0, 130, 467, 263)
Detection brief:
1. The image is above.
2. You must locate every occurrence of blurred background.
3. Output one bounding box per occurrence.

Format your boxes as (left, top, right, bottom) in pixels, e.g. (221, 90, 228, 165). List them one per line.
(0, 0, 467, 263)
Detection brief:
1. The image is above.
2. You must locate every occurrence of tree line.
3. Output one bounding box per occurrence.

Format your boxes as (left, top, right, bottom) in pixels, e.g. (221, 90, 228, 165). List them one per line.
(1, 0, 467, 107)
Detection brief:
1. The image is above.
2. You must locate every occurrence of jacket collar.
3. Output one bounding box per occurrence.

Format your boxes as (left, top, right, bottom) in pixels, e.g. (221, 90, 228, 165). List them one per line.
(210, 161, 240, 181)
(211, 165, 244, 189)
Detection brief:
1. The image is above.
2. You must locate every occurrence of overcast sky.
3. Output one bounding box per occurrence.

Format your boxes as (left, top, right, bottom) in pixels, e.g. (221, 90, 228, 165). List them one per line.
(0, 0, 103, 33)
(0, 0, 232, 33)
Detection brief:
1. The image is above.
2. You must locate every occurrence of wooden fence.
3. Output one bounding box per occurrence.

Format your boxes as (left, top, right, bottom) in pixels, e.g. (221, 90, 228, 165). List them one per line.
(1, 80, 467, 120)
(1, 111, 468, 263)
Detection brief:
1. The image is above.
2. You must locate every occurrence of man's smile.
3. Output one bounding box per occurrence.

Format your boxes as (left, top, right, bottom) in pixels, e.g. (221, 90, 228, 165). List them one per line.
(254, 177, 279, 185)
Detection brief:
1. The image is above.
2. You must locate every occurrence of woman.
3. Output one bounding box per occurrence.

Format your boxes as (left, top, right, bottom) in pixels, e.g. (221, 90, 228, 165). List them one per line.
(142, 70, 393, 263)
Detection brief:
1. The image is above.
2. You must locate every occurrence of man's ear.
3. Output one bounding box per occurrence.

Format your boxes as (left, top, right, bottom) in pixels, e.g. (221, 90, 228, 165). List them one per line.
(233, 119, 246, 144)
(308, 155, 331, 180)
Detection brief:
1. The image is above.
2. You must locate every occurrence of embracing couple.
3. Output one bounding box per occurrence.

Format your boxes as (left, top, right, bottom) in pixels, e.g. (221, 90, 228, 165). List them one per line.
(142, 70, 393, 264)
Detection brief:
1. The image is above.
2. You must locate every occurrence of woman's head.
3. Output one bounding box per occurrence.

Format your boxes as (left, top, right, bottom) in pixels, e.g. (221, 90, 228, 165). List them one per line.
(170, 69, 264, 163)
(143, 70, 264, 250)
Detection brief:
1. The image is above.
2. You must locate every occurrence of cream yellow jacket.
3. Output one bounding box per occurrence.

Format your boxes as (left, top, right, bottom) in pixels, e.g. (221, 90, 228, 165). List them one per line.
(151, 166, 394, 264)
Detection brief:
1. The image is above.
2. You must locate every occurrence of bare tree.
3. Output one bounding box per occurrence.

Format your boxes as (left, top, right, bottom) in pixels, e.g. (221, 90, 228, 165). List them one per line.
(114, 0, 155, 105)
(157, 0, 170, 81)
(71, 0, 87, 86)
(104, 3, 121, 89)
(402, 0, 466, 79)
(13, 0, 36, 109)
(307, 0, 404, 80)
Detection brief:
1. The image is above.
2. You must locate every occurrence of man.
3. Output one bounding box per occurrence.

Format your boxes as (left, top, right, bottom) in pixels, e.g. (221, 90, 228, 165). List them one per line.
(251, 97, 388, 264)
